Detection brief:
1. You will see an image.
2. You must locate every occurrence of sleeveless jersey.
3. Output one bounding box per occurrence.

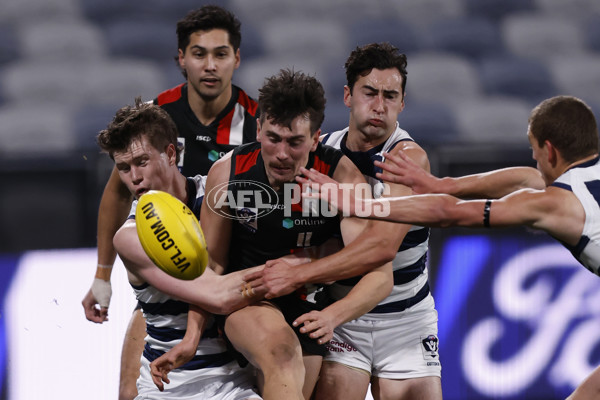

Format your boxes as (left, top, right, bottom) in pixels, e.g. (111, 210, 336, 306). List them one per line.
(226, 141, 344, 355)
(155, 83, 259, 175)
(226, 141, 343, 271)
(321, 123, 432, 314)
(551, 156, 600, 275)
(130, 176, 234, 369)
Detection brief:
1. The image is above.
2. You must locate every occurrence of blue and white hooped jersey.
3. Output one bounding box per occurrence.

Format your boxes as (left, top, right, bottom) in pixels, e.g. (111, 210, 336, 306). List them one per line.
(551, 156, 600, 275)
(130, 175, 234, 369)
(321, 124, 433, 315)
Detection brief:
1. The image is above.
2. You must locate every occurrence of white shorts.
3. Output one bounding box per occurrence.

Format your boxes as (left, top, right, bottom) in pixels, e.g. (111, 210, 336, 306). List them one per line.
(324, 294, 441, 379)
(136, 357, 262, 400)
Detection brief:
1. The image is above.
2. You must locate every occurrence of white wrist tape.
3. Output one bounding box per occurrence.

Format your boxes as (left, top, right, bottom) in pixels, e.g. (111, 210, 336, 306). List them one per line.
(91, 278, 112, 308)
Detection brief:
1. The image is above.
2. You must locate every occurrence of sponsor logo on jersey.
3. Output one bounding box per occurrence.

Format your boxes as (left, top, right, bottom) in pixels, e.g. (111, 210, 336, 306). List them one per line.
(207, 180, 279, 221)
(282, 217, 326, 229)
(196, 135, 212, 142)
(208, 150, 221, 162)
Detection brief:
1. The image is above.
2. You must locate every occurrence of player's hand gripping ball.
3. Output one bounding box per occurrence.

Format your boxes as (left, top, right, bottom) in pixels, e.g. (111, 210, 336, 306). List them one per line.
(135, 190, 208, 280)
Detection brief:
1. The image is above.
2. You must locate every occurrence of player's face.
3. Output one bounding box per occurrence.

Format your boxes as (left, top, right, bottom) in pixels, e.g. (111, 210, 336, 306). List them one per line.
(257, 115, 320, 190)
(179, 28, 240, 102)
(345, 68, 405, 142)
(113, 136, 177, 199)
(528, 129, 553, 185)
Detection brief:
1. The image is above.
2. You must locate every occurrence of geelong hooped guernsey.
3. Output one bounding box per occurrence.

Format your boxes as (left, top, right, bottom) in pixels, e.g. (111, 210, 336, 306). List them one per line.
(155, 83, 259, 176)
(226, 141, 343, 271)
(130, 176, 234, 369)
(551, 156, 600, 275)
(321, 123, 432, 314)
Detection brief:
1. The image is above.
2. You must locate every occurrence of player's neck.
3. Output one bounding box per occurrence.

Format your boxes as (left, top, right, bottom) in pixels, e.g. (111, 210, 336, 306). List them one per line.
(172, 172, 189, 205)
(565, 153, 599, 171)
(187, 85, 232, 126)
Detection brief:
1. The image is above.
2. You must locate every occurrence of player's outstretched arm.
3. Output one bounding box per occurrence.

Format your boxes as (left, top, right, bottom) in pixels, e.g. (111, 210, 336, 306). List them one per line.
(114, 218, 264, 314)
(82, 166, 132, 323)
(375, 150, 545, 199)
(150, 306, 210, 391)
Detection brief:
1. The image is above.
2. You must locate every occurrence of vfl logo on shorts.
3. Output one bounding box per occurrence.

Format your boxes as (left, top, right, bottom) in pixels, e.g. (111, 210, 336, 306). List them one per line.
(421, 334, 439, 361)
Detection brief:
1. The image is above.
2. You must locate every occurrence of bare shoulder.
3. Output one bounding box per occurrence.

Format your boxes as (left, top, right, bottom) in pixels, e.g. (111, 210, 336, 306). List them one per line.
(389, 140, 430, 172)
(113, 219, 137, 253)
(206, 152, 232, 187)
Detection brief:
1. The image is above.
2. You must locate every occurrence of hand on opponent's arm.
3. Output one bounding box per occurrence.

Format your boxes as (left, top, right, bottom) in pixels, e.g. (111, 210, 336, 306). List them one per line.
(243, 237, 344, 299)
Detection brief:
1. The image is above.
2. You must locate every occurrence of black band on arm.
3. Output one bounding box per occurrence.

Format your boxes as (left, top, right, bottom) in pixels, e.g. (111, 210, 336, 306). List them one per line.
(483, 199, 492, 228)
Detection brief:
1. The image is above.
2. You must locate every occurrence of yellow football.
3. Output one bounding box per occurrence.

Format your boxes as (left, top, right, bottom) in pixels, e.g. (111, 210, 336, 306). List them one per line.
(135, 190, 208, 280)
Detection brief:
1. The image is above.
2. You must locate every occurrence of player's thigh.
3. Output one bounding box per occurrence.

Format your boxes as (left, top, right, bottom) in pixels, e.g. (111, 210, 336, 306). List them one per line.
(371, 376, 442, 400)
(225, 301, 301, 366)
(119, 307, 146, 399)
(314, 361, 370, 400)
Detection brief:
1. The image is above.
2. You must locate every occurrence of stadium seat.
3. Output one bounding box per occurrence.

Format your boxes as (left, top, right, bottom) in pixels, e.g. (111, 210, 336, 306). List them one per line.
(463, 0, 535, 21)
(0, 104, 74, 155)
(347, 18, 421, 54)
(583, 17, 600, 53)
(235, 56, 327, 100)
(384, 0, 465, 27)
(18, 20, 107, 61)
(0, 0, 80, 24)
(501, 14, 586, 61)
(421, 17, 505, 60)
(72, 104, 119, 150)
(322, 101, 350, 135)
(104, 18, 176, 61)
(451, 96, 532, 144)
(1, 59, 167, 108)
(534, 0, 600, 20)
(81, 0, 223, 25)
(478, 56, 558, 106)
(403, 52, 482, 105)
(398, 101, 459, 145)
(239, 22, 267, 61)
(548, 55, 600, 108)
(0, 25, 20, 65)
(259, 18, 348, 64)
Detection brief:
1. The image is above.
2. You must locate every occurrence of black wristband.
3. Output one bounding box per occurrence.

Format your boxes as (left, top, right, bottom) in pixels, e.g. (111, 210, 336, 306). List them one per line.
(483, 199, 492, 228)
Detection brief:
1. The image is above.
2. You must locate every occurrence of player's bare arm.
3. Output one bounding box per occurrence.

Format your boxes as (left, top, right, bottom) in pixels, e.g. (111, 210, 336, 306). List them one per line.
(294, 260, 392, 344)
(200, 153, 234, 275)
(375, 150, 545, 198)
(250, 146, 427, 298)
(150, 305, 210, 391)
(113, 217, 264, 315)
(82, 166, 133, 323)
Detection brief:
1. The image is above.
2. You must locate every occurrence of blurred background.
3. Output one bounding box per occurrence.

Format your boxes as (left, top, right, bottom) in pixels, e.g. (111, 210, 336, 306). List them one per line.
(1, 0, 600, 399)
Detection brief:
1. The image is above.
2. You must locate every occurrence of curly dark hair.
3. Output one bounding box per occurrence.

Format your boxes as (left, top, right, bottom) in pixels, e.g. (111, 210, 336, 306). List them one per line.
(529, 96, 598, 163)
(345, 42, 408, 96)
(258, 69, 326, 135)
(97, 97, 182, 163)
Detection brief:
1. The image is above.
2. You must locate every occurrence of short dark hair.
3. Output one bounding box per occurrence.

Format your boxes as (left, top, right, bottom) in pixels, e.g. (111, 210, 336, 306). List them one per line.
(529, 96, 598, 163)
(258, 69, 326, 135)
(175, 5, 242, 78)
(97, 97, 182, 163)
(345, 42, 408, 96)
